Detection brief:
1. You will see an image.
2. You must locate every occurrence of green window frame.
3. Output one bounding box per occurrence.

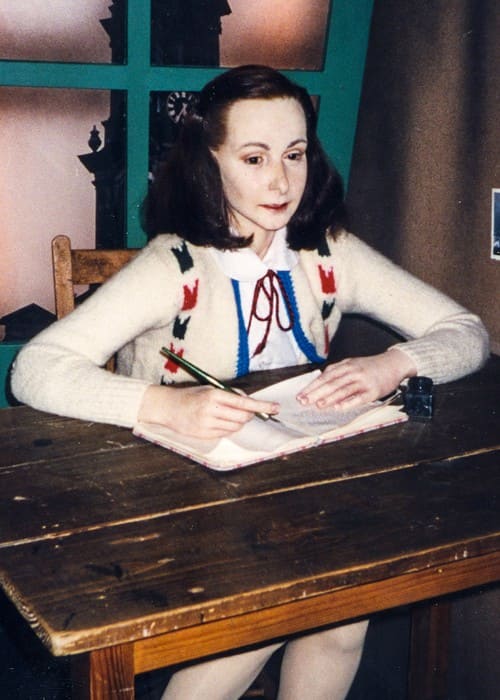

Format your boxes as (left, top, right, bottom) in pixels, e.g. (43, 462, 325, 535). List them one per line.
(0, 0, 373, 248)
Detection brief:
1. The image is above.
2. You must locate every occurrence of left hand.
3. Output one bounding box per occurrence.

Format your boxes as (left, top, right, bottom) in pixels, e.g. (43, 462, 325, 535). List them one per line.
(297, 348, 417, 410)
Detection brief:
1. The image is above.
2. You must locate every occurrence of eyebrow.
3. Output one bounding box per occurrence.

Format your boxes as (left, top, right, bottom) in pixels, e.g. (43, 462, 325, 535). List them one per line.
(237, 138, 307, 151)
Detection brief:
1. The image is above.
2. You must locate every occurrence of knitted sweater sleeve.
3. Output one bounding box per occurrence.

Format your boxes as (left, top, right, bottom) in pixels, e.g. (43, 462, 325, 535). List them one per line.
(11, 241, 184, 427)
(333, 232, 490, 383)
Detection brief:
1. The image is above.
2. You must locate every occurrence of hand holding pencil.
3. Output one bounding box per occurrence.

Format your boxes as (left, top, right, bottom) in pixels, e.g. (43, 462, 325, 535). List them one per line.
(136, 349, 280, 440)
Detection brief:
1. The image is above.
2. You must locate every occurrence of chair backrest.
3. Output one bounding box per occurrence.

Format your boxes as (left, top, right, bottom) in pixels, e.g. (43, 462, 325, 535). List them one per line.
(51, 234, 139, 320)
(51, 235, 139, 371)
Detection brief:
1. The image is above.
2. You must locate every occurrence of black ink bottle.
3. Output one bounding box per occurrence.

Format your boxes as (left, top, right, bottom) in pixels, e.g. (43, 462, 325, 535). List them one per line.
(403, 376, 434, 420)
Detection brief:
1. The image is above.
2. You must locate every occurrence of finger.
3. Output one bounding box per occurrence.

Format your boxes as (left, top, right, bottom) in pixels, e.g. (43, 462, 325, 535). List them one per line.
(205, 393, 276, 431)
(186, 406, 248, 439)
(313, 379, 364, 408)
(318, 384, 370, 409)
(298, 371, 356, 405)
(296, 361, 356, 397)
(220, 392, 280, 417)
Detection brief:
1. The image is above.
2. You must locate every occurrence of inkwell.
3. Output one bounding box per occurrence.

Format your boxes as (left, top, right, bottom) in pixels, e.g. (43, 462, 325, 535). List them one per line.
(403, 376, 434, 420)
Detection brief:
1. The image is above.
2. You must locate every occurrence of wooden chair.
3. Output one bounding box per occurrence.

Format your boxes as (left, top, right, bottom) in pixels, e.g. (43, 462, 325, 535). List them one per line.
(51, 234, 139, 371)
(51, 234, 139, 320)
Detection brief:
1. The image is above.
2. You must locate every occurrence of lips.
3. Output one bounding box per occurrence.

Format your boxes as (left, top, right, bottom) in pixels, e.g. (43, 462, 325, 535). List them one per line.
(261, 203, 288, 212)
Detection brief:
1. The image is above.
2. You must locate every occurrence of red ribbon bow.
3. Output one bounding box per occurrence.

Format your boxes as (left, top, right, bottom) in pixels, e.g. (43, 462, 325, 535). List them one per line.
(247, 270, 295, 357)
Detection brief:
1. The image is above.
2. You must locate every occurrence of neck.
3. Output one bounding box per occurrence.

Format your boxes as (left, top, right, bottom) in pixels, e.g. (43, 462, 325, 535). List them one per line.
(250, 230, 275, 259)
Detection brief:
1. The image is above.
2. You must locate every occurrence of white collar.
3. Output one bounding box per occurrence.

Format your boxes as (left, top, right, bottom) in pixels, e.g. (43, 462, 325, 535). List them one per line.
(208, 227, 298, 282)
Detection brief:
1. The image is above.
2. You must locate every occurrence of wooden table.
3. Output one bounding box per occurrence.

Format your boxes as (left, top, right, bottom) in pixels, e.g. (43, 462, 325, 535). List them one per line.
(0, 358, 499, 699)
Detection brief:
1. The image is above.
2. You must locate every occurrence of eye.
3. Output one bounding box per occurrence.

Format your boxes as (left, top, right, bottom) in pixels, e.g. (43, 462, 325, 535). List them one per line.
(244, 155, 263, 165)
(286, 150, 306, 162)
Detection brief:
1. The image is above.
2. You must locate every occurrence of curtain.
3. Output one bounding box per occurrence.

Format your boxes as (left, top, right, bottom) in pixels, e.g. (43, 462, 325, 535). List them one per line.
(346, 0, 500, 354)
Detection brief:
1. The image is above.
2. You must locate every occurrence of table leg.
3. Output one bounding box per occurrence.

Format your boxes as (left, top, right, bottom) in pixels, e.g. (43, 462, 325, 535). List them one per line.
(71, 644, 135, 699)
(407, 600, 451, 700)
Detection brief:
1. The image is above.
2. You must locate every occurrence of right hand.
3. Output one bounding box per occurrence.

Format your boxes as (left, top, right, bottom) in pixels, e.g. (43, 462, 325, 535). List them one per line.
(138, 384, 280, 440)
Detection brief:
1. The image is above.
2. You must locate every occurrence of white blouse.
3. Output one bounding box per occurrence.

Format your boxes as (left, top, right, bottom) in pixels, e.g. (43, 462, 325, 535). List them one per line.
(209, 228, 303, 371)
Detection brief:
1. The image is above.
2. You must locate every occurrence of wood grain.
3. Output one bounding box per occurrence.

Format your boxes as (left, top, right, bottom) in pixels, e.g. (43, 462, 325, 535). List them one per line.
(0, 357, 498, 698)
(0, 451, 498, 656)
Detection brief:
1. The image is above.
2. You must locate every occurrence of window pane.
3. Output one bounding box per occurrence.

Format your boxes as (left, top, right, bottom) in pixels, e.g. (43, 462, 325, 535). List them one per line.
(151, 0, 331, 70)
(0, 87, 125, 320)
(0, 0, 125, 64)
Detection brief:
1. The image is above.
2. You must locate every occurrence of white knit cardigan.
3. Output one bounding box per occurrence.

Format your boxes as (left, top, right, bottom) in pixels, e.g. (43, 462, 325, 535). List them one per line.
(11, 231, 489, 427)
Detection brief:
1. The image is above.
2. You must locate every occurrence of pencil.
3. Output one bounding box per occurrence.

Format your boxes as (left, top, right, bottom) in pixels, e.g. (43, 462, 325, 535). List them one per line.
(160, 347, 277, 422)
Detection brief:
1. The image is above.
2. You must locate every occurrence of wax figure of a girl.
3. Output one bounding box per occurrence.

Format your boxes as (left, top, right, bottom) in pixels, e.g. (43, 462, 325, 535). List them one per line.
(12, 65, 488, 699)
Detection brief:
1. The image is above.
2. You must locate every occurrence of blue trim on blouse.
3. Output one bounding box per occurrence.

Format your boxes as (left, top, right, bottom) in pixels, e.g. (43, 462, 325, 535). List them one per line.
(231, 278, 250, 376)
(277, 271, 325, 363)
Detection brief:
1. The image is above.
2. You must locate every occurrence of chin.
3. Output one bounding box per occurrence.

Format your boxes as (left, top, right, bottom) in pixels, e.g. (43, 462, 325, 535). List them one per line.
(260, 213, 293, 230)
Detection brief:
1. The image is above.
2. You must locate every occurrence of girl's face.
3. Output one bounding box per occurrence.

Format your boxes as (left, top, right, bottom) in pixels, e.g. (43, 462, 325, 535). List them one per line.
(211, 97, 308, 248)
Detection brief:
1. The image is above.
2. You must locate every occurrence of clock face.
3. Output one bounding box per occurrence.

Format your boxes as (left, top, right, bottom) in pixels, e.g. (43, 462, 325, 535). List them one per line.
(166, 91, 196, 124)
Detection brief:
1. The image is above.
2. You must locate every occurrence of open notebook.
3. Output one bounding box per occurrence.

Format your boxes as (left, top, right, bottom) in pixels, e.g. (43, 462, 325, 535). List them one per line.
(133, 370, 408, 471)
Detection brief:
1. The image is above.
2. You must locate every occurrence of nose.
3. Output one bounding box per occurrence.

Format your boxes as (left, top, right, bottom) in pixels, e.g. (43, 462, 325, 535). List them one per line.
(269, 160, 289, 194)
